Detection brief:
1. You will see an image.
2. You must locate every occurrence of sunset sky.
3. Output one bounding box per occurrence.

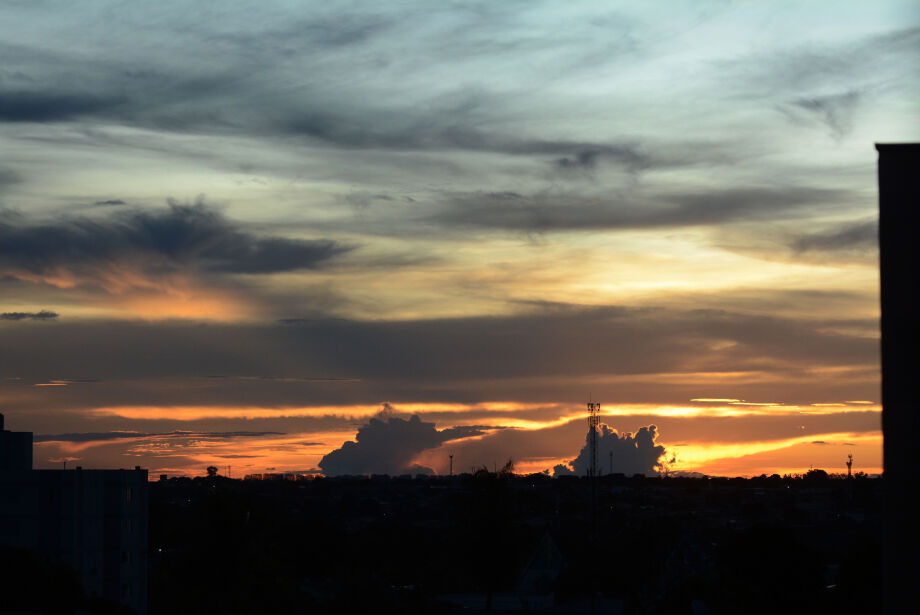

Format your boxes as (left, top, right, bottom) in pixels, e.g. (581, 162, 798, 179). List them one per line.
(2, 1, 918, 478)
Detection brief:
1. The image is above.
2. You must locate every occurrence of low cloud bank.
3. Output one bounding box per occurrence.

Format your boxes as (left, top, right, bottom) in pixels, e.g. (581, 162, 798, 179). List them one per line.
(1, 310, 58, 321)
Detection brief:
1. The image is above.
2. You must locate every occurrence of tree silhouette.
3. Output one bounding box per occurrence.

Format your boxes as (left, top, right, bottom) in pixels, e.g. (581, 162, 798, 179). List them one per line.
(206, 465, 218, 478)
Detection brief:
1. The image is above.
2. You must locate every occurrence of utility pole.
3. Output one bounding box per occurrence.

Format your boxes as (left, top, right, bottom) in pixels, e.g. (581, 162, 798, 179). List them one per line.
(449, 453, 453, 477)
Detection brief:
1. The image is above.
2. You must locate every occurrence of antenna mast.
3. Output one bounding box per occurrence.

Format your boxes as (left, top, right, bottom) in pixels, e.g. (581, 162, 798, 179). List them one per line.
(587, 401, 600, 477)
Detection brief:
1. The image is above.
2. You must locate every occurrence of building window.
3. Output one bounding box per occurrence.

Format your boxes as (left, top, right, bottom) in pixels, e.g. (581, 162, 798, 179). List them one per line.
(125, 487, 132, 503)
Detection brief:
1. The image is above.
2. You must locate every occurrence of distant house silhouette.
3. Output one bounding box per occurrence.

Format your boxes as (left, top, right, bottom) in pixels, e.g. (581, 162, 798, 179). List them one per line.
(0, 414, 148, 614)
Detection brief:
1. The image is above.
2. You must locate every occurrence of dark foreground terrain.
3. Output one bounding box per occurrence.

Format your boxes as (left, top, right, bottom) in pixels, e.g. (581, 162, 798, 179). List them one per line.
(144, 470, 879, 615)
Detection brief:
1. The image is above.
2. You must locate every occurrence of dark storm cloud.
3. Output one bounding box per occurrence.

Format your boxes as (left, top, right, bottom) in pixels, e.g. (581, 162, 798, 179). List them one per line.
(0, 200, 349, 281)
(556, 424, 667, 477)
(429, 186, 846, 232)
(792, 220, 876, 253)
(1, 310, 57, 321)
(318, 412, 489, 476)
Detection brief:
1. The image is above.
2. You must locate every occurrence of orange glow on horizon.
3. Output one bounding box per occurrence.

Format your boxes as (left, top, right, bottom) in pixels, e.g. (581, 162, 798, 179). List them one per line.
(89, 400, 881, 422)
(45, 401, 883, 478)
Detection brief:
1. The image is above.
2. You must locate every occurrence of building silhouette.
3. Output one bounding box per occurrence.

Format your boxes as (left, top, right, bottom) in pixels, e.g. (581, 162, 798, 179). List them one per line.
(0, 413, 31, 471)
(877, 143, 920, 615)
(0, 414, 148, 614)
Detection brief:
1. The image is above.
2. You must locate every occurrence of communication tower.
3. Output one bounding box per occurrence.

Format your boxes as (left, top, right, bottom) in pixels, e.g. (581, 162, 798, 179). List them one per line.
(587, 401, 600, 477)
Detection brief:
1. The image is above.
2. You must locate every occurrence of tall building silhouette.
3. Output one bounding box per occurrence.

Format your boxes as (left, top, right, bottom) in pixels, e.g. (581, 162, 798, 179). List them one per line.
(877, 143, 920, 615)
(0, 414, 148, 614)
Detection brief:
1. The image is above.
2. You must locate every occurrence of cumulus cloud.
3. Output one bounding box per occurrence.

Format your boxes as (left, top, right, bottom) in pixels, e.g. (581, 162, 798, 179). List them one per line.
(318, 410, 489, 476)
(1, 310, 58, 321)
(553, 463, 575, 476)
(554, 424, 667, 477)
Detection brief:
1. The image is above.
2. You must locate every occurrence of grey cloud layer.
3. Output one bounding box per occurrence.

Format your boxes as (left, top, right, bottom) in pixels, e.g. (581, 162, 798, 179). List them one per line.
(425, 187, 849, 233)
(792, 220, 877, 253)
(0, 200, 349, 281)
(0, 304, 879, 413)
(33, 430, 284, 443)
(1, 2, 909, 258)
(1, 310, 57, 321)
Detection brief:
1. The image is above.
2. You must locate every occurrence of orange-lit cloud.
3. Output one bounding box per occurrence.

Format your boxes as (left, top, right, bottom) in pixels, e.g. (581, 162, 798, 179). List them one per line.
(29, 400, 882, 477)
(677, 432, 883, 477)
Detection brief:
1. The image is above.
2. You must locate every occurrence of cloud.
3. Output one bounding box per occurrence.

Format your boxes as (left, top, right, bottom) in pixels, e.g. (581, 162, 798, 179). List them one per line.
(318, 410, 488, 476)
(0, 304, 880, 413)
(556, 424, 667, 477)
(0, 199, 350, 289)
(288, 111, 653, 164)
(93, 199, 127, 207)
(0, 90, 125, 123)
(33, 430, 285, 443)
(791, 220, 876, 253)
(786, 90, 861, 138)
(552, 463, 574, 476)
(0, 168, 20, 188)
(1, 310, 58, 321)
(720, 27, 920, 100)
(427, 186, 847, 233)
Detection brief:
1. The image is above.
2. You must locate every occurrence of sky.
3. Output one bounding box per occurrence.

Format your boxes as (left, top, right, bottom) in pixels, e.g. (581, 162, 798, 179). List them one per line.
(2, 0, 917, 478)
